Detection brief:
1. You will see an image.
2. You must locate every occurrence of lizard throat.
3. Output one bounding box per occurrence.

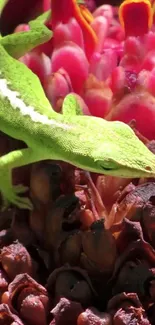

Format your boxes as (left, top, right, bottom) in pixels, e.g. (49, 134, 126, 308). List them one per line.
(0, 77, 72, 130)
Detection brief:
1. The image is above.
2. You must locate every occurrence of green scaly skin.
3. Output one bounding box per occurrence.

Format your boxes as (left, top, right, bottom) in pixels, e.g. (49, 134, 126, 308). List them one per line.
(0, 15, 154, 210)
(0, 11, 52, 58)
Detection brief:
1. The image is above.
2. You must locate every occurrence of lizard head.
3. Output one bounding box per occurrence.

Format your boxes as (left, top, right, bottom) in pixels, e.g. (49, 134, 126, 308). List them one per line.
(71, 119, 155, 178)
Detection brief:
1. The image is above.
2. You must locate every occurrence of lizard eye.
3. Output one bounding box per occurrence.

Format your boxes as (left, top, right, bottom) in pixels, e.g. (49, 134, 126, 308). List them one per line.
(97, 160, 120, 171)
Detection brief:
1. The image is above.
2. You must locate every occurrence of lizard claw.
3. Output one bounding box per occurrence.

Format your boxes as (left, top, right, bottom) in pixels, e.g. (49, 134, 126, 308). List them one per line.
(1, 185, 33, 210)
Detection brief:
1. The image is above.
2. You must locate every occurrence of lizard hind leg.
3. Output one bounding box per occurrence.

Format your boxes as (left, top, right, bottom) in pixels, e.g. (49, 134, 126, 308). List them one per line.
(0, 148, 44, 210)
(62, 94, 83, 116)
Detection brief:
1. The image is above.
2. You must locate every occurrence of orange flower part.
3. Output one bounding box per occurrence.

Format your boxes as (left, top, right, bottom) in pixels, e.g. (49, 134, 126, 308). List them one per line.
(152, 1, 155, 14)
(79, 4, 94, 24)
(119, 0, 153, 37)
(51, 0, 98, 59)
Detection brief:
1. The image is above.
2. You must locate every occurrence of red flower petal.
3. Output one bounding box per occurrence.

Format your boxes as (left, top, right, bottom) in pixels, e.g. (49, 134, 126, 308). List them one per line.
(119, 0, 153, 37)
(51, 0, 97, 59)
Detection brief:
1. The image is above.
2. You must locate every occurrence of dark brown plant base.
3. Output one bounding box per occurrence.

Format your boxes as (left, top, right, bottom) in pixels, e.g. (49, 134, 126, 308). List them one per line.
(0, 133, 154, 324)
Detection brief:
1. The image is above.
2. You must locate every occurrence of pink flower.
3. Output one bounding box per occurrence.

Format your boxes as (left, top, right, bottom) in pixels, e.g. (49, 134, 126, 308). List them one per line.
(43, 0, 51, 12)
(51, 0, 97, 60)
(20, 52, 51, 85)
(90, 50, 118, 81)
(51, 42, 89, 94)
(44, 68, 73, 111)
(83, 75, 112, 117)
(2, 0, 155, 138)
(106, 91, 155, 140)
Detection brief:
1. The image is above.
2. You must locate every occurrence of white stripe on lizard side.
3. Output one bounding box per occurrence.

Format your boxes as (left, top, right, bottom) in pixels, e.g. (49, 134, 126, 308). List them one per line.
(0, 77, 71, 129)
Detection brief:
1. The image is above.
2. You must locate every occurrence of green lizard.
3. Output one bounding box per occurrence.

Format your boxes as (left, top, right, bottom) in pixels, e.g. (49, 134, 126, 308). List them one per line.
(0, 15, 155, 210)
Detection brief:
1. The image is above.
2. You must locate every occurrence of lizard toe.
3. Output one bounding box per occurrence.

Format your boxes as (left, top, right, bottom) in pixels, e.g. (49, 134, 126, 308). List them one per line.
(1, 188, 33, 210)
(13, 184, 29, 194)
(14, 196, 33, 210)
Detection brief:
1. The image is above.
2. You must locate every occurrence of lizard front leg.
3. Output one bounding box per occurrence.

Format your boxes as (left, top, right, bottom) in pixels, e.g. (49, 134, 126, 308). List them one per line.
(0, 13, 52, 59)
(0, 148, 44, 210)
